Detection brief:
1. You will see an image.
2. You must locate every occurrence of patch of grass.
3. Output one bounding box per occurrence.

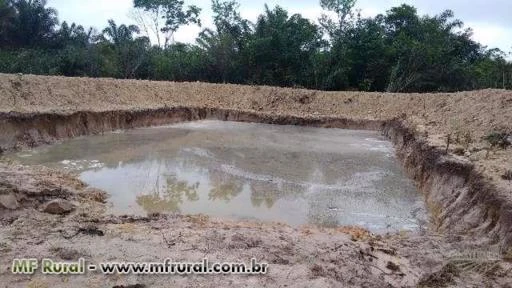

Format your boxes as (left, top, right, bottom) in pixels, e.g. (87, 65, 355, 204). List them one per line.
(483, 131, 511, 149)
(449, 119, 473, 149)
(453, 147, 465, 156)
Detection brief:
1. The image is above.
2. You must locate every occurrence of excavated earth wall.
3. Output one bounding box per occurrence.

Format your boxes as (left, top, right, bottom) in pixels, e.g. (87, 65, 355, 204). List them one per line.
(1, 106, 511, 253)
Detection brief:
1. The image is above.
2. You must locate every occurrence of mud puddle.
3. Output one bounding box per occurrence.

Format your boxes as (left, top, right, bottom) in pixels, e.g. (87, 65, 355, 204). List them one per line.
(7, 120, 426, 232)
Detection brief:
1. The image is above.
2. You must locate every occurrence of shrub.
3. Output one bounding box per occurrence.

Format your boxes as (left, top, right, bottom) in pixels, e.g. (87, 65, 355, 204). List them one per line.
(453, 147, 465, 156)
(483, 132, 511, 149)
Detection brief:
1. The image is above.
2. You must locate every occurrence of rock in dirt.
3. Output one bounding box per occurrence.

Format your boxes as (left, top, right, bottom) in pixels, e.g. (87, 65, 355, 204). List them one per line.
(78, 226, 104, 237)
(78, 188, 108, 203)
(0, 193, 19, 210)
(50, 247, 83, 260)
(42, 199, 75, 214)
(386, 261, 401, 272)
(469, 150, 488, 161)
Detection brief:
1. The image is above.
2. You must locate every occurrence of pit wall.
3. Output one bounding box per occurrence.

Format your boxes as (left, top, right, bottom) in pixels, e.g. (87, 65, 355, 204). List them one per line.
(383, 121, 512, 253)
(1, 107, 510, 252)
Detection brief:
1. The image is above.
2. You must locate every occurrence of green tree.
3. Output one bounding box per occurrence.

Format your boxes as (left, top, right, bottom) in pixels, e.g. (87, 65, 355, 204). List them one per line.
(133, 0, 201, 47)
(0, 0, 16, 45)
(0, 0, 58, 48)
(99, 19, 150, 78)
(0, 0, 510, 91)
(54, 21, 94, 48)
(196, 0, 251, 83)
(149, 43, 207, 81)
(246, 5, 326, 88)
(473, 49, 511, 89)
(384, 5, 482, 92)
(53, 22, 96, 76)
(317, 0, 358, 90)
(343, 16, 392, 91)
(319, 0, 356, 38)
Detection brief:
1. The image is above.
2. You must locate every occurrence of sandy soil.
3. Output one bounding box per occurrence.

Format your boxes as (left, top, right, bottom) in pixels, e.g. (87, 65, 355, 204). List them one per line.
(1, 74, 512, 287)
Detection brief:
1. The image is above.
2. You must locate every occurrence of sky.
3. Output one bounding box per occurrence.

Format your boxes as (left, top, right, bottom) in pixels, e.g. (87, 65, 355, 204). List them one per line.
(47, 0, 512, 54)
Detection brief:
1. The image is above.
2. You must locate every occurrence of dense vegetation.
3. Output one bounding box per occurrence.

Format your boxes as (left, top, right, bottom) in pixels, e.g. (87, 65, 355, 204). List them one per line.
(0, 0, 510, 92)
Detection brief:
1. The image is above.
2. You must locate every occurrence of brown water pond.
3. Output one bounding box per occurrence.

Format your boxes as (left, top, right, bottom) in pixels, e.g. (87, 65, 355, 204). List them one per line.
(8, 120, 427, 232)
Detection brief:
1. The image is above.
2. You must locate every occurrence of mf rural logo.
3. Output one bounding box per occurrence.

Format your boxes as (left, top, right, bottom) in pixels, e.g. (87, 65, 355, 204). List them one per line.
(12, 258, 88, 275)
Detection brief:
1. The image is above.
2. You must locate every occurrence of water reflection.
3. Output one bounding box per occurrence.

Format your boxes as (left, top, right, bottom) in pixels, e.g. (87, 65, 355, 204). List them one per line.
(136, 174, 200, 214)
(7, 121, 427, 232)
(250, 181, 280, 209)
(208, 170, 244, 203)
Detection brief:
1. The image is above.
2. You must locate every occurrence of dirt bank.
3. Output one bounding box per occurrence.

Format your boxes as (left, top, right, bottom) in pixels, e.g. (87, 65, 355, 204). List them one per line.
(384, 121, 512, 252)
(0, 108, 383, 152)
(1, 74, 512, 287)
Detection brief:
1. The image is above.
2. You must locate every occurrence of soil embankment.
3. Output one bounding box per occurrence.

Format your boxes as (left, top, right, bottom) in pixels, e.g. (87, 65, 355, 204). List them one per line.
(0, 74, 511, 287)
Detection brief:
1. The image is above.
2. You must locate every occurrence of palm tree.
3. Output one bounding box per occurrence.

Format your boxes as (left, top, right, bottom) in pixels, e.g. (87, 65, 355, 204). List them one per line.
(101, 19, 140, 46)
(99, 19, 149, 79)
(0, 0, 16, 46)
(7, 0, 58, 48)
(55, 21, 94, 48)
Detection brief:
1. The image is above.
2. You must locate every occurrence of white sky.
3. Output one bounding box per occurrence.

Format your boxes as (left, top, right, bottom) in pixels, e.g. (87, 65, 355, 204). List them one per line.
(48, 0, 512, 54)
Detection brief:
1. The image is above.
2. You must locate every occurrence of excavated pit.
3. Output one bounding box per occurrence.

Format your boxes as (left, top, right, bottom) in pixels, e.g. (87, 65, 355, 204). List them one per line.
(0, 107, 511, 251)
(6, 120, 426, 232)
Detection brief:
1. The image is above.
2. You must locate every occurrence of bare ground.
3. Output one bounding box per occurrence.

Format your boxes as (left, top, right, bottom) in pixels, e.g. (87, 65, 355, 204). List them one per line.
(0, 163, 511, 288)
(1, 74, 512, 287)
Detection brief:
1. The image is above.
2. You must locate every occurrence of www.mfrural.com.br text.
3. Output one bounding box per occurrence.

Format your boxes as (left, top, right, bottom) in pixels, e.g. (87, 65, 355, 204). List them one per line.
(11, 258, 268, 276)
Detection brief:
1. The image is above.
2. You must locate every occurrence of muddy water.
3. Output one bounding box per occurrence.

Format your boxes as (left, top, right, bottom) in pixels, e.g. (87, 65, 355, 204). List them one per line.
(8, 121, 426, 232)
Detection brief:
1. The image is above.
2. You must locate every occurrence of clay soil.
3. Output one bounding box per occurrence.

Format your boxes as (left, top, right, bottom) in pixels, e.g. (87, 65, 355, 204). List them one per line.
(0, 74, 512, 287)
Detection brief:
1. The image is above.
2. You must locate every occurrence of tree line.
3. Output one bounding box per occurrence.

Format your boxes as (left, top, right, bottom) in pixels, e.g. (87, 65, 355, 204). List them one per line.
(0, 0, 510, 92)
